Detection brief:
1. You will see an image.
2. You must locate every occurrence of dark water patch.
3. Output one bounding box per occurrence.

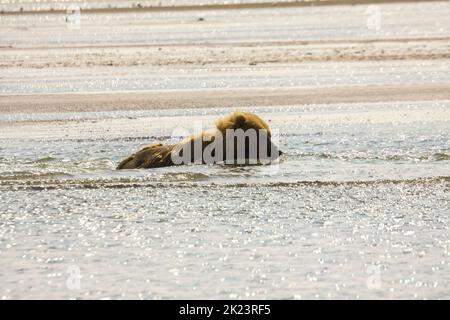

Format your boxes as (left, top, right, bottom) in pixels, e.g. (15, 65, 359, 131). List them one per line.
(0, 171, 73, 181)
(160, 172, 210, 182)
(290, 151, 450, 162)
(430, 152, 450, 161)
(25, 156, 57, 164)
(2, 175, 448, 191)
(1, 135, 178, 143)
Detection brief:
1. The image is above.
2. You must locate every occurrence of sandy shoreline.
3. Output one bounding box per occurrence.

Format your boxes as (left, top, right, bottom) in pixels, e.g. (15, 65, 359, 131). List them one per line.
(1, 1, 449, 114)
(3, 38, 450, 68)
(2, 84, 450, 114)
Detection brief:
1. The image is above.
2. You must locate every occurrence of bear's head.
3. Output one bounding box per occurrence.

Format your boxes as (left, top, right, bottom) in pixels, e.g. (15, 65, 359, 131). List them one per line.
(214, 111, 282, 163)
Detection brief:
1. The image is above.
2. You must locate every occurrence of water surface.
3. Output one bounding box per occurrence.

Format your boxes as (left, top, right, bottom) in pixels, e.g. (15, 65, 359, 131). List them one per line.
(1, 102, 449, 299)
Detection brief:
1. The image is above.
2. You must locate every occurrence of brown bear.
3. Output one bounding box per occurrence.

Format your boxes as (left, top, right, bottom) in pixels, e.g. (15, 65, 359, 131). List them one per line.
(117, 111, 282, 169)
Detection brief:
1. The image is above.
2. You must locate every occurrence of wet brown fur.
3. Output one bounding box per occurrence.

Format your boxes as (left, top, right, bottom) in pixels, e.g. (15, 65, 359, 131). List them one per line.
(117, 112, 278, 169)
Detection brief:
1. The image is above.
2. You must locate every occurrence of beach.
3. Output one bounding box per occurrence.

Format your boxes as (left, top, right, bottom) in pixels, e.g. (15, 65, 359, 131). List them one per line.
(0, 0, 449, 299)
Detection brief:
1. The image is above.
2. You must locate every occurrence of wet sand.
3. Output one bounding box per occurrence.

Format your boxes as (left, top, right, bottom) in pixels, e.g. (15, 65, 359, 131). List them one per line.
(1, 0, 450, 114)
(2, 84, 450, 114)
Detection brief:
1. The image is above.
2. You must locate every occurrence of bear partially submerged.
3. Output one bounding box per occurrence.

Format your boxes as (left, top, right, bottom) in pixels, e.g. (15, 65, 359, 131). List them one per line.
(117, 111, 282, 169)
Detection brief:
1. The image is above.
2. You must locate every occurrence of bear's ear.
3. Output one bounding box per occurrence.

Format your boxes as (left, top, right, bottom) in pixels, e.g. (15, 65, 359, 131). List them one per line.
(233, 114, 247, 129)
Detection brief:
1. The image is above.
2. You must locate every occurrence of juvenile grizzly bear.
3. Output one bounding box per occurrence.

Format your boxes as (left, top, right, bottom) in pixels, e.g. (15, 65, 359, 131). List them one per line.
(117, 111, 282, 169)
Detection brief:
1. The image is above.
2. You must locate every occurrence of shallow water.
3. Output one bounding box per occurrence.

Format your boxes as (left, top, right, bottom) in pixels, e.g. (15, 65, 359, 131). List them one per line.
(3, 61, 450, 95)
(2, 1, 450, 48)
(1, 102, 449, 299)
